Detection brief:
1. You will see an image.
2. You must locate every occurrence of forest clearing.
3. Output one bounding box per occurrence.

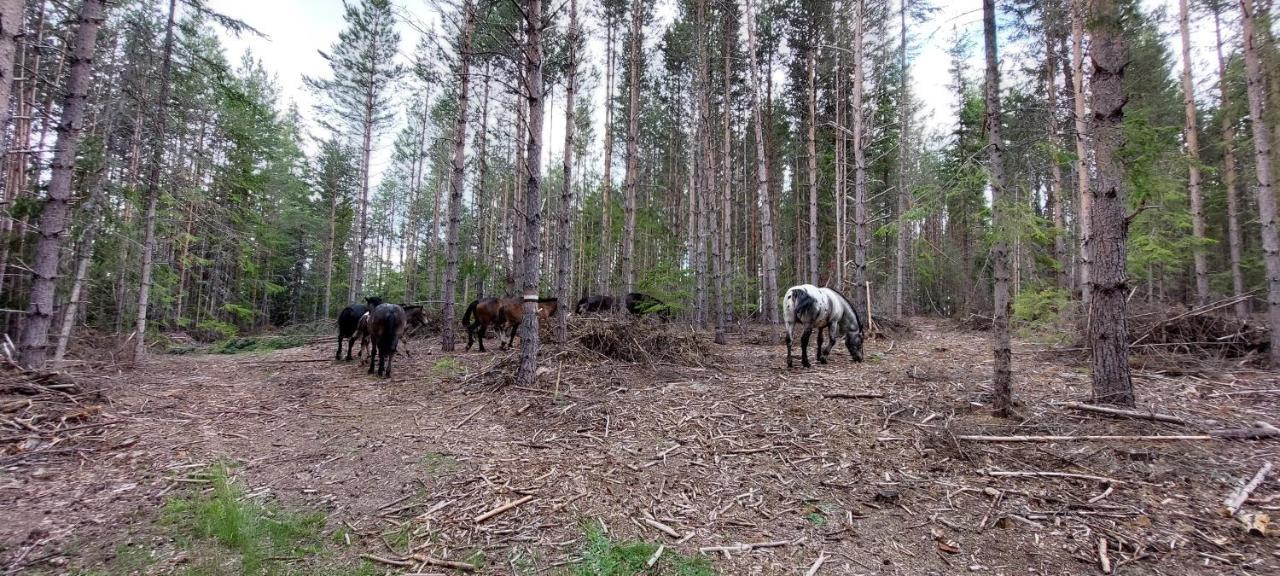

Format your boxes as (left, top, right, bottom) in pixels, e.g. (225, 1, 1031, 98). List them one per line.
(3, 317, 1280, 575)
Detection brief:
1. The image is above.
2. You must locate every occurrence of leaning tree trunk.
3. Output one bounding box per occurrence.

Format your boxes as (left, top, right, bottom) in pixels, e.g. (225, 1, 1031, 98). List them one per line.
(441, 0, 475, 352)
(983, 0, 1014, 416)
(806, 45, 819, 285)
(1071, 0, 1091, 309)
(1241, 0, 1280, 366)
(515, 0, 544, 387)
(133, 0, 177, 362)
(555, 0, 578, 344)
(1088, 0, 1135, 406)
(1215, 9, 1248, 320)
(17, 0, 104, 369)
(1180, 0, 1209, 306)
(621, 0, 641, 294)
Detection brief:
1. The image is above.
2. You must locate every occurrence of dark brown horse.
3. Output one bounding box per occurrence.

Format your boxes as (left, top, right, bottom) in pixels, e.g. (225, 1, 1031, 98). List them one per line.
(357, 304, 425, 359)
(367, 303, 407, 378)
(462, 297, 505, 352)
(574, 295, 615, 314)
(499, 298, 558, 350)
(336, 296, 382, 361)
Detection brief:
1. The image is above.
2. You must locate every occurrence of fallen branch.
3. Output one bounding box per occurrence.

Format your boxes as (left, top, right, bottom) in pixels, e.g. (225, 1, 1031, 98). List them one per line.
(988, 470, 1122, 485)
(473, 494, 535, 523)
(640, 517, 681, 538)
(1224, 462, 1273, 516)
(1061, 402, 1187, 425)
(411, 554, 478, 572)
(359, 553, 412, 567)
(956, 434, 1213, 443)
(822, 392, 884, 399)
(698, 541, 788, 554)
(645, 545, 665, 568)
(1098, 538, 1111, 574)
(804, 551, 828, 576)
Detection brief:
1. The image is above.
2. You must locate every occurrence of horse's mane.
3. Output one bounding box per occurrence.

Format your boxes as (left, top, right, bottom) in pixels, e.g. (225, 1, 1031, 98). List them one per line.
(824, 288, 864, 330)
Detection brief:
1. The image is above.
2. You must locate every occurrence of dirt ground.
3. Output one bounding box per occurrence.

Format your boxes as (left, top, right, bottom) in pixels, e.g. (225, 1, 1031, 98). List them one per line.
(3, 318, 1279, 575)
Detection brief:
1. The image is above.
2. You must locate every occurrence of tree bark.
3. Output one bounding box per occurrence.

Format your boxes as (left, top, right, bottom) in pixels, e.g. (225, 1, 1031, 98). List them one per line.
(622, 0, 641, 294)
(1241, 0, 1280, 366)
(0, 0, 25, 158)
(983, 0, 1014, 416)
(598, 18, 614, 296)
(895, 0, 911, 318)
(1088, 0, 1135, 406)
(1179, 0, 1209, 306)
(441, 0, 475, 351)
(1071, 0, 1091, 309)
(1215, 9, 1247, 320)
(807, 44, 819, 285)
(515, 0, 543, 387)
(1045, 13, 1068, 292)
(852, 0, 868, 321)
(133, 0, 177, 362)
(18, 0, 104, 369)
(475, 62, 492, 297)
(745, 0, 780, 323)
(555, 0, 578, 344)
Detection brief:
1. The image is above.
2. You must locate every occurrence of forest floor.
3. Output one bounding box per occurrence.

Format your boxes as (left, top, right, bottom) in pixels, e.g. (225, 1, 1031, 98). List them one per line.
(2, 318, 1279, 575)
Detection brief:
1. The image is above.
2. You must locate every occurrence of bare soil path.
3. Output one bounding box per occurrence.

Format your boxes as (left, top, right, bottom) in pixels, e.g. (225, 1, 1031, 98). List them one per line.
(3, 319, 1278, 574)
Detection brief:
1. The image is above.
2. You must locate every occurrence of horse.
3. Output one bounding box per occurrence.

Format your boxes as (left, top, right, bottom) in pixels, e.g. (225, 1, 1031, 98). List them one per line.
(367, 303, 407, 378)
(363, 304, 427, 359)
(782, 284, 864, 368)
(336, 296, 383, 361)
(499, 297, 559, 350)
(462, 297, 505, 352)
(625, 292, 669, 317)
(575, 295, 615, 314)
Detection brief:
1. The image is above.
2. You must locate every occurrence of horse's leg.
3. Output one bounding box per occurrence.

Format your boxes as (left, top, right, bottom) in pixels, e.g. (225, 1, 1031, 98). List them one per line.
(368, 346, 376, 374)
(505, 324, 517, 350)
(800, 327, 812, 368)
(816, 327, 827, 364)
(478, 323, 488, 352)
(335, 334, 343, 361)
(465, 322, 474, 351)
(786, 331, 793, 368)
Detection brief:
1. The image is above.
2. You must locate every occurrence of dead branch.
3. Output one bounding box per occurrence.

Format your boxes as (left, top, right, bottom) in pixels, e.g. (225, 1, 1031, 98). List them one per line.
(412, 554, 478, 572)
(473, 494, 535, 523)
(956, 434, 1214, 442)
(1061, 402, 1187, 425)
(822, 392, 885, 399)
(988, 469, 1122, 484)
(1224, 461, 1273, 516)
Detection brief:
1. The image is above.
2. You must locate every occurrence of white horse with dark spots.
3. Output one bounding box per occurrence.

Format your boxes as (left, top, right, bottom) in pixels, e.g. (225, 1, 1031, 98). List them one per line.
(782, 284, 865, 368)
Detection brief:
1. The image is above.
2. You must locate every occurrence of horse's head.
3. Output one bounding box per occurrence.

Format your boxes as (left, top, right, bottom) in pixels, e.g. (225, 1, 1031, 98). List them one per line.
(365, 295, 384, 308)
(538, 298, 559, 319)
(402, 305, 427, 334)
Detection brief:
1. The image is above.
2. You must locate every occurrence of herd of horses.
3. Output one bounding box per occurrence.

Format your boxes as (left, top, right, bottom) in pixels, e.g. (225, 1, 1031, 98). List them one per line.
(332, 284, 864, 377)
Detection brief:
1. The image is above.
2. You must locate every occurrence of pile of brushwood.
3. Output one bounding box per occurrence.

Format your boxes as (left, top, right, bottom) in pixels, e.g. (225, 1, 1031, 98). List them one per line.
(1, 366, 107, 466)
(569, 317, 716, 367)
(1129, 299, 1267, 359)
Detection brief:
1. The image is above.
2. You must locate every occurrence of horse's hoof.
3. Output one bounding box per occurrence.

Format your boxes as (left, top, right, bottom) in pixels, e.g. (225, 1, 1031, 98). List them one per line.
(802, 361, 812, 368)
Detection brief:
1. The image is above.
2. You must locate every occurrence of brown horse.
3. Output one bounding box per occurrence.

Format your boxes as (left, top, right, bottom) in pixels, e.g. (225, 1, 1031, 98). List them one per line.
(499, 298, 559, 350)
(462, 297, 505, 352)
(358, 305, 426, 358)
(367, 303, 408, 378)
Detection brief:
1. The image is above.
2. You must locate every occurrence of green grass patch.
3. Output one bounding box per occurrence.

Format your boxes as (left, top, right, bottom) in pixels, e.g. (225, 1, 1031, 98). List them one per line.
(570, 524, 714, 576)
(420, 451, 459, 476)
(159, 465, 367, 575)
(210, 334, 308, 355)
(432, 357, 464, 376)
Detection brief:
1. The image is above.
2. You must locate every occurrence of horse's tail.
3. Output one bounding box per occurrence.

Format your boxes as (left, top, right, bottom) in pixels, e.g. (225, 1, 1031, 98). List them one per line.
(381, 314, 403, 353)
(462, 299, 478, 329)
(789, 287, 817, 319)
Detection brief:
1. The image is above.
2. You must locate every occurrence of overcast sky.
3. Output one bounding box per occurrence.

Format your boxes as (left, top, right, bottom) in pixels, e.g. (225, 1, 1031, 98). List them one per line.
(206, 0, 1216, 186)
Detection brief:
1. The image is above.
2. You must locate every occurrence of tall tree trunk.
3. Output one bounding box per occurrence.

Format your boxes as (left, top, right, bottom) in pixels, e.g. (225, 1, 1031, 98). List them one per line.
(721, 4, 735, 315)
(475, 62, 491, 296)
(510, 93, 526, 294)
(18, 0, 104, 369)
(133, 0, 177, 362)
(441, 0, 475, 351)
(598, 20, 614, 296)
(1241, 0, 1280, 366)
(1215, 9, 1248, 319)
(983, 0, 1013, 416)
(323, 168, 338, 317)
(1180, 0, 1209, 306)
(745, 0, 780, 322)
(0, 0, 25, 157)
(1071, 0, 1091, 309)
(701, 0, 725, 343)
(1045, 16, 1068, 291)
(556, 0, 578, 343)
(515, 0, 544, 387)
(806, 45, 819, 285)
(852, 0, 868, 321)
(622, 0, 641, 294)
(895, 0, 910, 318)
(1088, 0, 1135, 405)
(349, 91, 375, 302)
(835, 48, 846, 292)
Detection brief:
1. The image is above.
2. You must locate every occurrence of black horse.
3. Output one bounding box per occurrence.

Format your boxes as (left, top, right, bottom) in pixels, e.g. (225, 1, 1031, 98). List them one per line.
(367, 303, 406, 378)
(574, 295, 615, 314)
(336, 296, 383, 360)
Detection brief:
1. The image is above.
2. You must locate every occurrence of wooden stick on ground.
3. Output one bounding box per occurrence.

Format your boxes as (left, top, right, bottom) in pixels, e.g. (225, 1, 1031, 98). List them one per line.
(1224, 461, 1273, 516)
(640, 517, 681, 538)
(956, 434, 1214, 443)
(698, 541, 788, 554)
(1098, 538, 1111, 574)
(359, 553, 412, 567)
(645, 545, 665, 568)
(822, 392, 884, 399)
(804, 551, 828, 576)
(412, 554, 478, 572)
(989, 470, 1121, 484)
(1061, 402, 1187, 425)
(473, 494, 536, 523)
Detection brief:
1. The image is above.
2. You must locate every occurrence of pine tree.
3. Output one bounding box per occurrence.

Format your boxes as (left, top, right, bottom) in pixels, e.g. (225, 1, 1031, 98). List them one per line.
(984, 0, 1013, 416)
(441, 0, 476, 352)
(515, 0, 544, 387)
(555, 0, 580, 343)
(1240, 0, 1280, 366)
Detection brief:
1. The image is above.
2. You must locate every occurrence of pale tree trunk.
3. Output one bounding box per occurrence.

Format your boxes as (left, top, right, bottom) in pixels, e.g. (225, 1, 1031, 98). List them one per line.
(1088, 0, 1135, 406)
(134, 0, 177, 362)
(852, 0, 868, 321)
(806, 45, 819, 285)
(983, 0, 1013, 416)
(349, 93, 374, 302)
(622, 0, 641, 294)
(1045, 17, 1068, 291)
(0, 0, 25, 155)
(1071, 0, 1091, 309)
(598, 20, 614, 296)
(429, 147, 444, 296)
(835, 49, 846, 292)
(515, 0, 543, 387)
(441, 0, 475, 351)
(18, 0, 104, 369)
(721, 5, 735, 314)
(475, 62, 491, 296)
(555, 0, 578, 343)
(1241, 0, 1280, 366)
(1215, 9, 1248, 319)
(509, 94, 525, 294)
(745, 0, 780, 322)
(1179, 0, 1209, 306)
(323, 171, 337, 317)
(699, 0, 725, 343)
(895, 0, 910, 318)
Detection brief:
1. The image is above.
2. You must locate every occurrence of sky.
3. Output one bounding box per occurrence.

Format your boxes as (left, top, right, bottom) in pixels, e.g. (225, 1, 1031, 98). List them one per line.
(205, 0, 1219, 186)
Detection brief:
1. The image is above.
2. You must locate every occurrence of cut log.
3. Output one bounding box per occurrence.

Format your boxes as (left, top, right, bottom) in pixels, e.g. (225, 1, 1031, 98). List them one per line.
(1062, 402, 1187, 425)
(1224, 461, 1273, 516)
